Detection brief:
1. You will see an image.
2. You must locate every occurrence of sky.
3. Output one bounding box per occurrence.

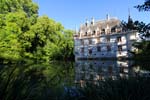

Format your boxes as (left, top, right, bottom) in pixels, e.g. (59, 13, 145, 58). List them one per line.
(33, 0, 150, 30)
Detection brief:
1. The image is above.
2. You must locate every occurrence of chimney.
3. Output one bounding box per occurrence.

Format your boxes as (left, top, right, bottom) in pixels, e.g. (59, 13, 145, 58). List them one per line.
(85, 19, 89, 26)
(91, 17, 94, 25)
(106, 14, 110, 20)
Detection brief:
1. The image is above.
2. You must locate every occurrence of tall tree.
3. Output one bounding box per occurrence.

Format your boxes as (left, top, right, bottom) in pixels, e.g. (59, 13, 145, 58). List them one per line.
(0, 0, 38, 17)
(0, 0, 74, 62)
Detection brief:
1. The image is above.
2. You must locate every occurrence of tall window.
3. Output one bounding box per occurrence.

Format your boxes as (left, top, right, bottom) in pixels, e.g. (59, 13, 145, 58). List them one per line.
(118, 45, 122, 54)
(97, 46, 101, 52)
(107, 29, 111, 34)
(97, 31, 100, 35)
(107, 45, 111, 51)
(89, 39, 92, 44)
(81, 47, 84, 53)
(92, 30, 96, 35)
(89, 48, 92, 54)
(81, 39, 84, 45)
(97, 38, 100, 44)
(106, 37, 110, 43)
(85, 32, 87, 36)
(85, 22, 88, 26)
(111, 28, 116, 33)
(101, 29, 105, 34)
(88, 32, 92, 36)
(117, 36, 122, 42)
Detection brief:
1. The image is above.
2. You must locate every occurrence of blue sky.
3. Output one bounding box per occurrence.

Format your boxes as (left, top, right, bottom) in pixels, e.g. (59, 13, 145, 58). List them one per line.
(33, 0, 150, 30)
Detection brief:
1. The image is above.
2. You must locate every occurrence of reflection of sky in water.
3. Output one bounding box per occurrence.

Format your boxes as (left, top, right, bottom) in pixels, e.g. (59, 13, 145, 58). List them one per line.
(75, 60, 150, 87)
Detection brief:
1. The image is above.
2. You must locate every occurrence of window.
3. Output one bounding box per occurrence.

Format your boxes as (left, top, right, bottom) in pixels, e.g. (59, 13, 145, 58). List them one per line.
(111, 28, 116, 33)
(118, 45, 122, 51)
(88, 32, 91, 36)
(85, 22, 88, 26)
(117, 36, 122, 42)
(97, 46, 101, 52)
(92, 30, 96, 35)
(118, 45, 122, 54)
(106, 37, 110, 43)
(89, 39, 92, 44)
(88, 48, 92, 54)
(81, 40, 84, 45)
(81, 47, 84, 53)
(97, 31, 100, 35)
(84, 32, 87, 36)
(101, 29, 105, 34)
(97, 38, 100, 43)
(107, 29, 111, 34)
(117, 28, 122, 33)
(107, 45, 111, 51)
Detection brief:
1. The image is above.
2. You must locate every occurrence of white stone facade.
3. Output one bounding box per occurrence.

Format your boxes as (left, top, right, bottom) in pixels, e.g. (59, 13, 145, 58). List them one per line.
(74, 17, 139, 60)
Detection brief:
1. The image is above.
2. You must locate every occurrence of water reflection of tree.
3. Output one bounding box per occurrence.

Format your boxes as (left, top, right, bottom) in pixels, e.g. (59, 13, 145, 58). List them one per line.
(0, 62, 74, 100)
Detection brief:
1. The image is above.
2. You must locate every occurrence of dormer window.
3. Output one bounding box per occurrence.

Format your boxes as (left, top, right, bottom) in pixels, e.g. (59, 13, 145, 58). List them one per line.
(85, 19, 89, 27)
(97, 31, 100, 35)
(91, 17, 94, 25)
(85, 22, 88, 26)
(84, 32, 87, 36)
(92, 30, 96, 35)
(117, 36, 122, 42)
(101, 29, 105, 34)
(111, 28, 116, 33)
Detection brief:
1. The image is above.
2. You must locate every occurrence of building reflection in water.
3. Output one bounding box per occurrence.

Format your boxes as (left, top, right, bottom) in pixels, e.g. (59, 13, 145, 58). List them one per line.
(75, 60, 141, 87)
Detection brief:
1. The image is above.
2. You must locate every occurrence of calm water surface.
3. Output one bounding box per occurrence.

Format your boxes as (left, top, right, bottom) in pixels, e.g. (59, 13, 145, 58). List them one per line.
(0, 60, 150, 100)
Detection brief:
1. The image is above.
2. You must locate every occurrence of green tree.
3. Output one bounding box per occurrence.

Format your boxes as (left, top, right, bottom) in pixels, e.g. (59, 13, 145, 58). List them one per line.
(61, 30, 74, 60)
(133, 41, 150, 59)
(19, 16, 65, 62)
(0, 12, 28, 61)
(0, 0, 38, 17)
(0, 0, 74, 62)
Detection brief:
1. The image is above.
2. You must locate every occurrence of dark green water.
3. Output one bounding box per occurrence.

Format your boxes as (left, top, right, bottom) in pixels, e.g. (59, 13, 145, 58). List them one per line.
(0, 60, 150, 100)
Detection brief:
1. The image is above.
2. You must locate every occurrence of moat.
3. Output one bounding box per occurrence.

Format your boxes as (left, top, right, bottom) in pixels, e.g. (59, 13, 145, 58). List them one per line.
(0, 60, 150, 100)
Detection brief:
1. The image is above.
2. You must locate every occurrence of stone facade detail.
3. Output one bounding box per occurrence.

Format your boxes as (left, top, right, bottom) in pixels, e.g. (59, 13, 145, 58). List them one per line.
(74, 16, 140, 60)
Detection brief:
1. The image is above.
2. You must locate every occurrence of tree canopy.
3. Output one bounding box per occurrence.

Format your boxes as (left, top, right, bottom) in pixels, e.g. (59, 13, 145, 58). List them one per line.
(135, 0, 150, 11)
(0, 0, 74, 63)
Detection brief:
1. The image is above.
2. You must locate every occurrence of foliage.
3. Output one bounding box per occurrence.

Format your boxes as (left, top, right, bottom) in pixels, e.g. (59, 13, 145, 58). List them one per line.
(133, 41, 150, 59)
(58, 30, 74, 60)
(121, 20, 150, 39)
(0, 0, 39, 17)
(135, 0, 150, 11)
(0, 0, 74, 62)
